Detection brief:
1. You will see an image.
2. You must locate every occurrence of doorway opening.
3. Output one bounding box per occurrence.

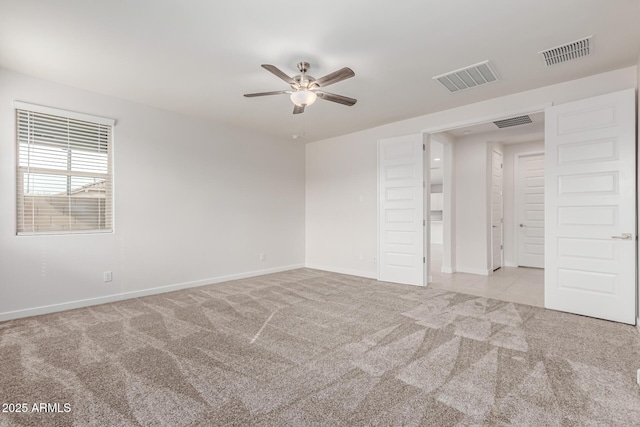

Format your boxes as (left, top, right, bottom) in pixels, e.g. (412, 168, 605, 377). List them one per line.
(427, 112, 546, 307)
(375, 89, 635, 323)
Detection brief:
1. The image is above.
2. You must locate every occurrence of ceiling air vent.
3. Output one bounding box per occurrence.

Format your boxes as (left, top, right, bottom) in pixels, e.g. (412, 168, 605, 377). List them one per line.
(539, 36, 592, 66)
(493, 115, 533, 129)
(433, 60, 498, 93)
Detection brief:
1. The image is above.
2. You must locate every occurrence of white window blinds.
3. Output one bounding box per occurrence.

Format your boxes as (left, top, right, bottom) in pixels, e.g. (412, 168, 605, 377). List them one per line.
(16, 105, 114, 234)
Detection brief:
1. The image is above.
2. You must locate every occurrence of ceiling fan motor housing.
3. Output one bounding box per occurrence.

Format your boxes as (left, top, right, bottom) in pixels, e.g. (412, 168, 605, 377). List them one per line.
(297, 62, 311, 73)
(293, 62, 316, 89)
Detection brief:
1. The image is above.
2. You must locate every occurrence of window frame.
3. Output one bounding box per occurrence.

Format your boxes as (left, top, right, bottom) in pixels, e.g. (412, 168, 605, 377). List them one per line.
(14, 101, 116, 236)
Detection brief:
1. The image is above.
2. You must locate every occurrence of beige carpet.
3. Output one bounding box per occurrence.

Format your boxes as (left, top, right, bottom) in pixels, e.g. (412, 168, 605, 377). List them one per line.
(1, 268, 639, 426)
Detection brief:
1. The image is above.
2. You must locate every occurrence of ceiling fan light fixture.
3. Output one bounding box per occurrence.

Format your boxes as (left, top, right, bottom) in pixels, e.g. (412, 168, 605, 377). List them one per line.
(290, 89, 317, 107)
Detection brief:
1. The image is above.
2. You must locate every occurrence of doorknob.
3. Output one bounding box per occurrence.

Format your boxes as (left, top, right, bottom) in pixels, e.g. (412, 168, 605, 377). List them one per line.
(519, 224, 526, 228)
(611, 233, 632, 240)
(492, 225, 497, 228)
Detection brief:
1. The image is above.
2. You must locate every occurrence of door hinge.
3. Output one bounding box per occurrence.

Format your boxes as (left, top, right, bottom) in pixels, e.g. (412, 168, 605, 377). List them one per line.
(500, 245, 503, 250)
(423, 257, 426, 263)
(423, 219, 426, 226)
(423, 144, 425, 151)
(423, 181, 426, 188)
(501, 163, 503, 168)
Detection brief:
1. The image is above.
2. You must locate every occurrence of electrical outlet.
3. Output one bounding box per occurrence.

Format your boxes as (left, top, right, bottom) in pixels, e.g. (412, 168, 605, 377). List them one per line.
(103, 271, 112, 282)
(259, 253, 265, 262)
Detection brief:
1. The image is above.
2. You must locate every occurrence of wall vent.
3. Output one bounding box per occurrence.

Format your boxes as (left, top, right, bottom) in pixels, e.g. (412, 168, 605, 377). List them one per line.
(539, 36, 592, 66)
(433, 60, 498, 93)
(493, 115, 532, 128)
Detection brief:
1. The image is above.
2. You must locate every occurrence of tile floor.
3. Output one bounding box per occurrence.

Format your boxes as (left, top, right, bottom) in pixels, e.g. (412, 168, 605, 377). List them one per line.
(429, 244, 544, 307)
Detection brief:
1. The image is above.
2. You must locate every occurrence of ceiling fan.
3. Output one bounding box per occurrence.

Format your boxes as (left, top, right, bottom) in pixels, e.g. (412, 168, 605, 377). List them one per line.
(244, 62, 357, 114)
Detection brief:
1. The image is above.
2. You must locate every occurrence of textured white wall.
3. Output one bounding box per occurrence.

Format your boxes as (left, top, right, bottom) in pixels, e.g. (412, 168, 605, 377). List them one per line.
(305, 133, 378, 277)
(453, 135, 491, 274)
(431, 132, 456, 273)
(0, 69, 305, 320)
(305, 66, 637, 279)
(503, 141, 545, 267)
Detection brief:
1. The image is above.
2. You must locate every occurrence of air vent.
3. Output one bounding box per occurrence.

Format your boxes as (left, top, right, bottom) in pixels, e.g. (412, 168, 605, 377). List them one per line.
(433, 60, 498, 93)
(539, 36, 592, 66)
(493, 115, 533, 129)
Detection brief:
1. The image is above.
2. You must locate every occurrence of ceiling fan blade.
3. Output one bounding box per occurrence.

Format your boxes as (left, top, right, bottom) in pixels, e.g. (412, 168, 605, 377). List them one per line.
(293, 104, 305, 114)
(244, 90, 289, 97)
(316, 91, 357, 106)
(313, 67, 355, 87)
(261, 64, 297, 86)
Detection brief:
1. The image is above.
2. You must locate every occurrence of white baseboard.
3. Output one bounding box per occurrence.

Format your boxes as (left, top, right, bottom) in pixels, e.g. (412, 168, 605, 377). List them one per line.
(441, 266, 455, 274)
(0, 264, 304, 322)
(304, 263, 377, 279)
(455, 266, 491, 276)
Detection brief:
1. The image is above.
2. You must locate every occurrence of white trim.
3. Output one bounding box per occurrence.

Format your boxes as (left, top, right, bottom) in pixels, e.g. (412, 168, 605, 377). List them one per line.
(514, 151, 545, 267)
(424, 133, 430, 286)
(376, 139, 380, 280)
(13, 100, 116, 126)
(431, 134, 455, 275)
(305, 263, 377, 279)
(110, 122, 117, 232)
(17, 230, 114, 237)
(0, 264, 304, 322)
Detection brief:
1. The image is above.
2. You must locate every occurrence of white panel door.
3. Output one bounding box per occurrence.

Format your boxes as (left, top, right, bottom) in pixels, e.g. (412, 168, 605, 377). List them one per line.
(545, 88, 636, 324)
(491, 150, 503, 271)
(379, 134, 425, 286)
(517, 153, 545, 268)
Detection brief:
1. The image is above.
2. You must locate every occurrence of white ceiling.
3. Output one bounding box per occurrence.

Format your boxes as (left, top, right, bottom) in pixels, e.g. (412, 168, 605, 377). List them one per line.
(1, 0, 638, 142)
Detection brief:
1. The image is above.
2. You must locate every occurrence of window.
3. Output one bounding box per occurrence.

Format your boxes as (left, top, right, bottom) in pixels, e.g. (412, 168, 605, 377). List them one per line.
(16, 102, 114, 234)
